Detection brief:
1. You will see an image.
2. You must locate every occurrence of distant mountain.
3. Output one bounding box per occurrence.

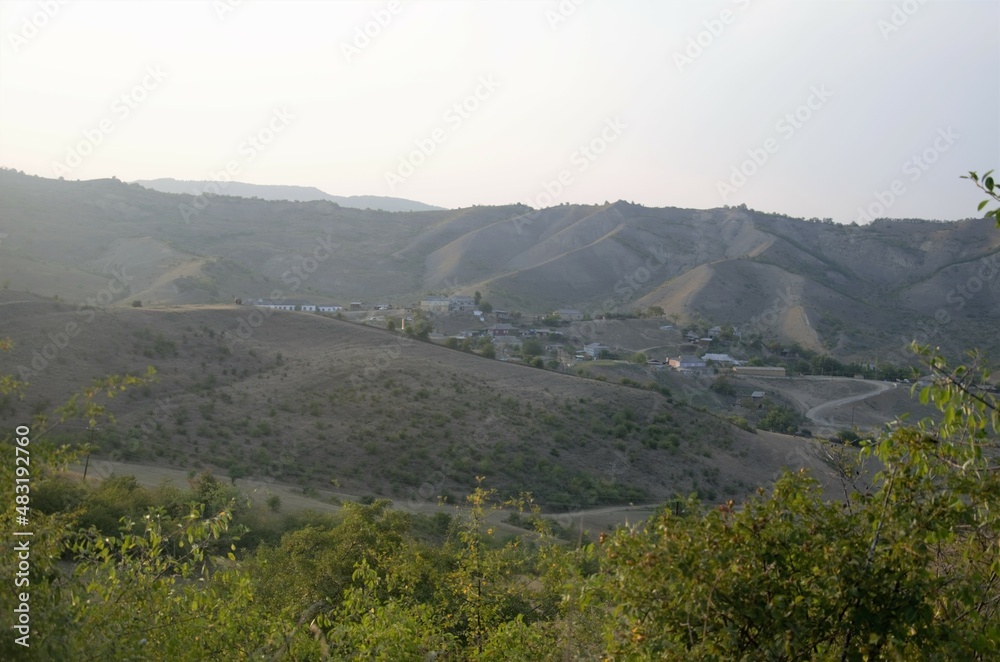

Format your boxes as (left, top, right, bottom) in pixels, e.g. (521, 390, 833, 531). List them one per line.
(132, 178, 444, 212)
(1, 170, 997, 362)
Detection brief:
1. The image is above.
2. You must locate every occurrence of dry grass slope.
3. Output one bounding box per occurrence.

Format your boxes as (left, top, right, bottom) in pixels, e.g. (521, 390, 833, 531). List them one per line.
(0, 296, 839, 510)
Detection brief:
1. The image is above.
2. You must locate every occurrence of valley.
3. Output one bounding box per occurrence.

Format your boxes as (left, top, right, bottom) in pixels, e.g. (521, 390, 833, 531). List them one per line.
(1, 170, 991, 522)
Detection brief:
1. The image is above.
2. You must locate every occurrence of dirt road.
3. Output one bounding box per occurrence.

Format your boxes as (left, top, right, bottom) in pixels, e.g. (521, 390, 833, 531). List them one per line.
(804, 379, 896, 435)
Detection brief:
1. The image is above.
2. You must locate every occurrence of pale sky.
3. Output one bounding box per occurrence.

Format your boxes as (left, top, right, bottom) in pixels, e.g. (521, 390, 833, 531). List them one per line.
(1, 0, 997, 222)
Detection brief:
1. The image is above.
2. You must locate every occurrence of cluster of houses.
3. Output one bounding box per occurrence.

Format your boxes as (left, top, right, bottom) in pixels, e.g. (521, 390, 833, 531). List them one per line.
(244, 295, 787, 376)
(664, 353, 786, 377)
(419, 296, 477, 313)
(247, 299, 393, 313)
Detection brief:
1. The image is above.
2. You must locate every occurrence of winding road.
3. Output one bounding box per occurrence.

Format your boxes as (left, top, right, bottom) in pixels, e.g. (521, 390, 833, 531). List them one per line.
(804, 378, 896, 432)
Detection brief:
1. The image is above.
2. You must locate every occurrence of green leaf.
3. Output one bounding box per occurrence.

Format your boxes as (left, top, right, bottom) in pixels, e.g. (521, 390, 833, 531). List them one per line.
(979, 200, 989, 211)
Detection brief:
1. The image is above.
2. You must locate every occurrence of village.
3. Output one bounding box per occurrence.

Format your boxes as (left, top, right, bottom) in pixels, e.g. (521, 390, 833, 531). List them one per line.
(241, 294, 791, 379)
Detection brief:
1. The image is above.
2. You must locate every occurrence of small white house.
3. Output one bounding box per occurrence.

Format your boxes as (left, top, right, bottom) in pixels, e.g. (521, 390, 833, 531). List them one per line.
(702, 353, 735, 363)
(317, 305, 342, 313)
(254, 299, 296, 311)
(420, 297, 450, 313)
(553, 309, 584, 322)
(450, 296, 477, 312)
(669, 355, 707, 370)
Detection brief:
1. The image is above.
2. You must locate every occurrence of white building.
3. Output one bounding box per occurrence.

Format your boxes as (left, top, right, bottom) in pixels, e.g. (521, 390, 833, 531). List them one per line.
(254, 298, 296, 311)
(420, 296, 451, 313)
(450, 295, 477, 312)
(553, 309, 584, 321)
(669, 355, 707, 370)
(702, 353, 736, 363)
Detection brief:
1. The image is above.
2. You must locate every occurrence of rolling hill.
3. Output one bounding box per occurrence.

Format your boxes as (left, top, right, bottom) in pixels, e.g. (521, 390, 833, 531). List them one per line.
(0, 293, 838, 510)
(1, 168, 997, 362)
(133, 178, 444, 212)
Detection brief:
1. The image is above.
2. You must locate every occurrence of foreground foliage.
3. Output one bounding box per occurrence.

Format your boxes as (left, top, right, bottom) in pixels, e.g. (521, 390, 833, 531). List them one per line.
(2, 176, 998, 658)
(2, 340, 998, 660)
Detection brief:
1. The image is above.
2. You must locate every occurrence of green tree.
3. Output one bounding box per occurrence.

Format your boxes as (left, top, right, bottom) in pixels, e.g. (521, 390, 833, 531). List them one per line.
(709, 373, 736, 396)
(593, 180, 1000, 659)
(522, 339, 544, 356)
(756, 402, 802, 434)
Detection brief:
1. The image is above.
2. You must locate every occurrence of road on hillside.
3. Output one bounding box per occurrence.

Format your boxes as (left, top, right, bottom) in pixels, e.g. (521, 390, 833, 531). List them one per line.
(804, 378, 896, 432)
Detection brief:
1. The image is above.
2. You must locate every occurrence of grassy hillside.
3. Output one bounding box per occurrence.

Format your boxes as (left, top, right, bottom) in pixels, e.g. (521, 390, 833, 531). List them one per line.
(2, 169, 996, 362)
(0, 295, 839, 510)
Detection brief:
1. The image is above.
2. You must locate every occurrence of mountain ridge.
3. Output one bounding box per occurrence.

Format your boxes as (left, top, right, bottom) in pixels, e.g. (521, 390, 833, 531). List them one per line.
(133, 177, 444, 212)
(1, 169, 997, 362)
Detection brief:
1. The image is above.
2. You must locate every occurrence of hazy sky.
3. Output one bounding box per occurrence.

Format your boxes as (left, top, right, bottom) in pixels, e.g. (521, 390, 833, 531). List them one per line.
(1, 0, 997, 222)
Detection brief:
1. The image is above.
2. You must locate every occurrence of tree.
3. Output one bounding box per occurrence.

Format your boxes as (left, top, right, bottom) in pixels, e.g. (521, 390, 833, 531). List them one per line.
(756, 402, 802, 434)
(480, 301, 493, 314)
(709, 373, 736, 396)
(228, 461, 248, 485)
(474, 290, 482, 306)
(405, 318, 431, 341)
(522, 339, 544, 357)
(592, 175, 1000, 659)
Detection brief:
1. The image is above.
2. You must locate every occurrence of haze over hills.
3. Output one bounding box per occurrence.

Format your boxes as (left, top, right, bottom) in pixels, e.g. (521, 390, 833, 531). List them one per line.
(133, 177, 445, 212)
(1, 169, 998, 362)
